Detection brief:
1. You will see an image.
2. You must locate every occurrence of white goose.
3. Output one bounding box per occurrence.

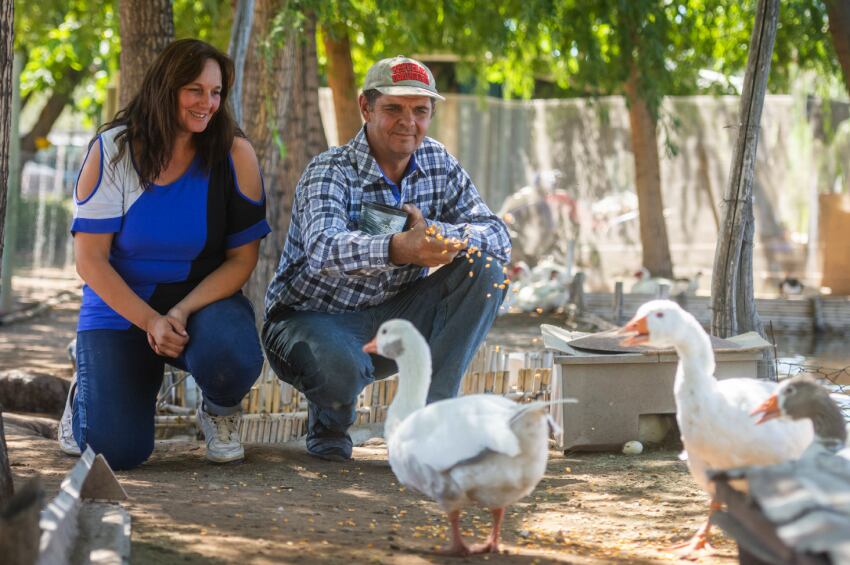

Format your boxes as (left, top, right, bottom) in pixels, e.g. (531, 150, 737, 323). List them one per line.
(363, 319, 572, 556)
(618, 300, 813, 558)
(630, 267, 674, 295)
(751, 375, 850, 460)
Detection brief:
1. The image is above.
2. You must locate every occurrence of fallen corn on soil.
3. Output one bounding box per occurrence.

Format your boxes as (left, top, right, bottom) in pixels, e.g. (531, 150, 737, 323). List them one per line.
(8, 433, 736, 564)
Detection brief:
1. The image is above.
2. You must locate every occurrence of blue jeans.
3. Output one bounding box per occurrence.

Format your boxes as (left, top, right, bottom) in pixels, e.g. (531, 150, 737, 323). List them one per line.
(261, 255, 507, 435)
(73, 294, 263, 470)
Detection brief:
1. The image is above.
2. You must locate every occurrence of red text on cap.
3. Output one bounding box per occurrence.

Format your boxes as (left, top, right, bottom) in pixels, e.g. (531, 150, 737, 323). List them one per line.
(391, 62, 429, 85)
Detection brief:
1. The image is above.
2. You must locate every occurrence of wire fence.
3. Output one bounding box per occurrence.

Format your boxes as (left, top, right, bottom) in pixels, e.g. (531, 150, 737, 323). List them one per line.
(779, 362, 850, 422)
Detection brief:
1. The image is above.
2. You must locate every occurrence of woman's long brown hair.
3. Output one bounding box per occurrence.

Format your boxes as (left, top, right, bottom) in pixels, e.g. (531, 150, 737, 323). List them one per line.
(98, 39, 242, 187)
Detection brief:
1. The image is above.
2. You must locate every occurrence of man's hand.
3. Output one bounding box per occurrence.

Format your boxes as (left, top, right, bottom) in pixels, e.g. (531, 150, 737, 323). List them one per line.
(389, 204, 468, 267)
(146, 314, 189, 358)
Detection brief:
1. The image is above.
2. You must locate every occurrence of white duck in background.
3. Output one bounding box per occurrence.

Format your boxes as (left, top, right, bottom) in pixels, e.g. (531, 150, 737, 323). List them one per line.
(618, 300, 813, 558)
(363, 319, 574, 556)
(751, 376, 850, 460)
(630, 267, 674, 295)
(779, 276, 805, 298)
(672, 271, 702, 297)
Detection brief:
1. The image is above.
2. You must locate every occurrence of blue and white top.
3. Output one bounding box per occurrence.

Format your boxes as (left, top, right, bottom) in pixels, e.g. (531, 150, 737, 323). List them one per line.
(72, 126, 271, 331)
(264, 127, 511, 317)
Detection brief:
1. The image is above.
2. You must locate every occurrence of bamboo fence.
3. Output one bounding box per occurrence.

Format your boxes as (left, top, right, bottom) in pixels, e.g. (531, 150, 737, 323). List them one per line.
(155, 345, 556, 443)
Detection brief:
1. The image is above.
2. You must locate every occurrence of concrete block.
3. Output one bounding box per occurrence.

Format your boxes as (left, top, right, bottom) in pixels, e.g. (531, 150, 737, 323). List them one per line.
(72, 503, 131, 565)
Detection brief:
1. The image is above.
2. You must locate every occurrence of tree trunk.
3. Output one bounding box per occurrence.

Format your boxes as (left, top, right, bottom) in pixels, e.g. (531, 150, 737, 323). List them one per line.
(711, 0, 778, 372)
(1, 408, 14, 503)
(1, 54, 21, 313)
(227, 0, 255, 127)
(0, 0, 12, 279)
(623, 66, 674, 279)
(826, 0, 850, 97)
(322, 23, 362, 145)
(19, 68, 84, 161)
(118, 0, 174, 108)
(241, 2, 327, 311)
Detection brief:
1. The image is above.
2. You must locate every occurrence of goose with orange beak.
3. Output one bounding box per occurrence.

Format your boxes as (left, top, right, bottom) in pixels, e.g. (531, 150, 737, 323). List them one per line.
(617, 300, 813, 559)
(365, 318, 575, 556)
(751, 375, 849, 460)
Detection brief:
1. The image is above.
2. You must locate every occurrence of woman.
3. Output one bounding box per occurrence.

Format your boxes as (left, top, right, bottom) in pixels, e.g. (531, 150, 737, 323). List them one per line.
(58, 39, 271, 470)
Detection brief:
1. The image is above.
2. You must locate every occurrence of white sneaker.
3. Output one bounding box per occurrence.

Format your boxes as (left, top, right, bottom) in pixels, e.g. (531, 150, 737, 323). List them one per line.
(196, 405, 244, 463)
(58, 377, 81, 456)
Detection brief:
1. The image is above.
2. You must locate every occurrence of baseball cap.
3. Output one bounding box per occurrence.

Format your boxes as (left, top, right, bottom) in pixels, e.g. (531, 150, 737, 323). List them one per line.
(363, 56, 445, 101)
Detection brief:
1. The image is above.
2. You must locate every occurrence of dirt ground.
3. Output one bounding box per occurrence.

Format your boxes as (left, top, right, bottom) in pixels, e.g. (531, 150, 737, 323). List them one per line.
(1, 269, 737, 564)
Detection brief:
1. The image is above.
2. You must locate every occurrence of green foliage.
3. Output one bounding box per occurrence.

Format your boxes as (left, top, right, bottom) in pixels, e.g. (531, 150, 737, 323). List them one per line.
(15, 0, 234, 128)
(15, 0, 120, 124)
(307, 0, 844, 108)
(14, 0, 846, 134)
(173, 0, 232, 51)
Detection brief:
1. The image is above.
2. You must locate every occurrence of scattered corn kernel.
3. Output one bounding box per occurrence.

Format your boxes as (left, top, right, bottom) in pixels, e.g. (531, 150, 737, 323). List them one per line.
(469, 271, 474, 277)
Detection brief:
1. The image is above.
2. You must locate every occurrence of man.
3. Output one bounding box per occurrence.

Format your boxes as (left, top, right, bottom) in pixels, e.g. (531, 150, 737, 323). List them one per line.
(263, 56, 511, 461)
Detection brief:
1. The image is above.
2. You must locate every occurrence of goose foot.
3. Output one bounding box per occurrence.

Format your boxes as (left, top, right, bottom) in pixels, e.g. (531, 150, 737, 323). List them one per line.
(469, 541, 500, 554)
(666, 517, 716, 560)
(435, 510, 471, 556)
(435, 542, 471, 557)
(667, 534, 715, 560)
(469, 507, 505, 554)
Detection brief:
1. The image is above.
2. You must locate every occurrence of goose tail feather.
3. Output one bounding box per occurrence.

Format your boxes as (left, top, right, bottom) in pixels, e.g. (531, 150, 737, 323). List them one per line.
(509, 398, 577, 435)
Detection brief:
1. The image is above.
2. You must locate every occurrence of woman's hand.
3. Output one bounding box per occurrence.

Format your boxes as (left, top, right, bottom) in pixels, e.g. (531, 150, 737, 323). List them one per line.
(146, 314, 189, 358)
(166, 305, 189, 329)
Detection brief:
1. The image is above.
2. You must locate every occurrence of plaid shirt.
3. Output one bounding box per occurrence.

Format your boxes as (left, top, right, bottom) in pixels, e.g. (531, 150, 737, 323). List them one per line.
(264, 127, 511, 317)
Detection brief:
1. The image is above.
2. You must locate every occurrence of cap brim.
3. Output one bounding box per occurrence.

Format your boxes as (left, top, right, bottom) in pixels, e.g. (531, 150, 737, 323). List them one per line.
(375, 85, 445, 101)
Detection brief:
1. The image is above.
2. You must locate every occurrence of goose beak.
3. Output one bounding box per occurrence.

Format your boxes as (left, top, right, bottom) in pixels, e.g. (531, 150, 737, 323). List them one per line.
(363, 337, 378, 354)
(751, 394, 781, 424)
(616, 315, 650, 346)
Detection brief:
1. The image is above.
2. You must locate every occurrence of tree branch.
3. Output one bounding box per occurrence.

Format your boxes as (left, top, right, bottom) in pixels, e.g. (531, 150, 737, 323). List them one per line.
(19, 68, 84, 160)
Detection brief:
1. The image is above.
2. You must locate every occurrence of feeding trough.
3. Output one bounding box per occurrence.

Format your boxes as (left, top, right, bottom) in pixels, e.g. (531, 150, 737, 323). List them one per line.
(543, 325, 768, 451)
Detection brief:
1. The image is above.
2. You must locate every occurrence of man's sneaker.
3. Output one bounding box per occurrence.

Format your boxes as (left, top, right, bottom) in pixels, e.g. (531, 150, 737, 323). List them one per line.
(196, 405, 244, 463)
(58, 378, 81, 457)
(305, 402, 352, 462)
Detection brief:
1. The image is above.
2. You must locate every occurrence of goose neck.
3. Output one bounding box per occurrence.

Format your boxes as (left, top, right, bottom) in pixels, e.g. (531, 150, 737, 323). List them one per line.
(807, 399, 847, 448)
(386, 347, 431, 433)
(673, 328, 715, 383)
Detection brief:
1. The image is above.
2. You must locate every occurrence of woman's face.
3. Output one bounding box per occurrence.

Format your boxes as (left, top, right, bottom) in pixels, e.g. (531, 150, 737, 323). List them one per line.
(177, 58, 222, 134)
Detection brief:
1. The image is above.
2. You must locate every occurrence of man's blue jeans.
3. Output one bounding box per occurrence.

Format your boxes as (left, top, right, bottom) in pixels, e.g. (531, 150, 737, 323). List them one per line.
(261, 255, 507, 440)
(73, 294, 263, 470)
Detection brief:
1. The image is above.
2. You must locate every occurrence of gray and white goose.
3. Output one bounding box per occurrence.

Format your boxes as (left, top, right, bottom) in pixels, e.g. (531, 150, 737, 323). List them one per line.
(363, 319, 573, 556)
(752, 375, 850, 460)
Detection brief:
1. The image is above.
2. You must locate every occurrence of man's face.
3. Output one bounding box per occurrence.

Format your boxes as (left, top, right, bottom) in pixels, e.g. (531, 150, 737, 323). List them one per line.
(360, 94, 433, 160)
